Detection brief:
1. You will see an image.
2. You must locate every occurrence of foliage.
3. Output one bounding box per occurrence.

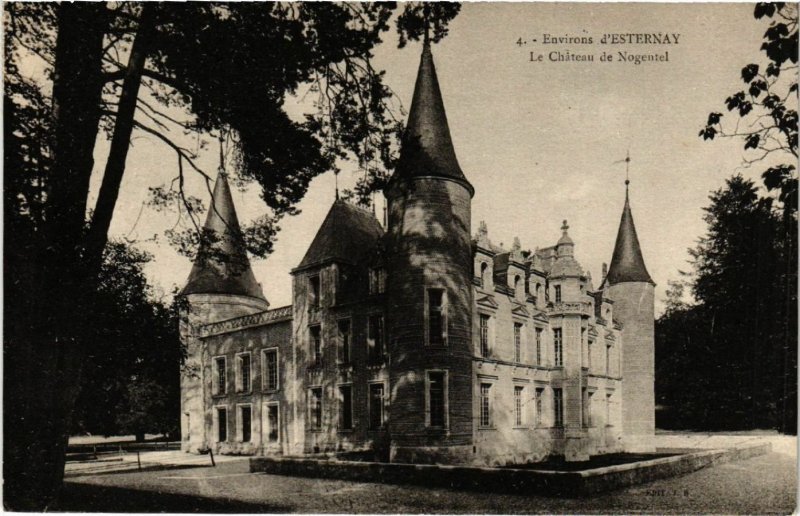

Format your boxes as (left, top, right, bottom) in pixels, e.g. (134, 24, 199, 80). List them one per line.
(656, 176, 796, 433)
(699, 3, 798, 215)
(71, 242, 182, 439)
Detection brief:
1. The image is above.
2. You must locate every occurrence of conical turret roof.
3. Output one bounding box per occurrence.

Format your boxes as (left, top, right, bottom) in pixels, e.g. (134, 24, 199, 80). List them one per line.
(605, 184, 654, 285)
(182, 170, 266, 300)
(392, 42, 472, 192)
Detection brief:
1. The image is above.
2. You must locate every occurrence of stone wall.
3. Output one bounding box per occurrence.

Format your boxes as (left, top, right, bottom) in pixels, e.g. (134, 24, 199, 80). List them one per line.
(292, 263, 391, 456)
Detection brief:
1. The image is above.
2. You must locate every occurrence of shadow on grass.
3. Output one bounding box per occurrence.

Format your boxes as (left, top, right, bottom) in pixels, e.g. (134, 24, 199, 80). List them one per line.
(58, 482, 292, 513)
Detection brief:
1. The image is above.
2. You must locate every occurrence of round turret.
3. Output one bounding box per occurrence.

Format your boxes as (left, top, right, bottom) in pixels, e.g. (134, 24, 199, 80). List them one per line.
(385, 42, 474, 464)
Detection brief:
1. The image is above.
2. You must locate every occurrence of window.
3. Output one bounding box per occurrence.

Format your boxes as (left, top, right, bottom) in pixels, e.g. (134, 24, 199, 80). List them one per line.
(587, 340, 593, 370)
(606, 344, 611, 375)
(339, 385, 353, 430)
(369, 383, 385, 430)
(479, 314, 490, 357)
(262, 349, 279, 391)
(309, 388, 323, 429)
(514, 386, 524, 427)
(513, 275, 522, 296)
(553, 388, 564, 427)
(479, 262, 489, 287)
(214, 357, 227, 395)
(216, 407, 227, 442)
(309, 275, 320, 309)
(239, 405, 252, 442)
(554, 329, 563, 367)
(369, 267, 386, 295)
(514, 323, 523, 363)
(236, 353, 251, 393)
(310, 325, 322, 367)
(367, 314, 385, 363)
(265, 403, 279, 443)
(480, 383, 492, 427)
(337, 320, 351, 364)
(427, 371, 447, 428)
(535, 283, 541, 303)
(554, 285, 562, 303)
(535, 388, 544, 427)
(427, 289, 446, 346)
(535, 328, 542, 365)
(606, 392, 613, 426)
(584, 390, 594, 427)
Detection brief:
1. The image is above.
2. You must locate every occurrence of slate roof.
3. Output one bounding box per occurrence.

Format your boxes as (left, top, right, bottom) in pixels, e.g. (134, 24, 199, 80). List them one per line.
(182, 171, 266, 300)
(295, 200, 384, 271)
(605, 185, 654, 285)
(392, 42, 472, 193)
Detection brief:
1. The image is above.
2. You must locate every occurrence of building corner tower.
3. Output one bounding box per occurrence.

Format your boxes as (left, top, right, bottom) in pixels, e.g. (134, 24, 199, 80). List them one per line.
(604, 181, 655, 451)
(179, 168, 269, 452)
(385, 41, 475, 463)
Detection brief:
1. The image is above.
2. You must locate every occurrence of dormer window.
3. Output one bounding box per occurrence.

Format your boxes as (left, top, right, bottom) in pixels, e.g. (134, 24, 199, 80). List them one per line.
(479, 262, 489, 288)
(513, 275, 522, 298)
(309, 275, 320, 309)
(369, 267, 386, 295)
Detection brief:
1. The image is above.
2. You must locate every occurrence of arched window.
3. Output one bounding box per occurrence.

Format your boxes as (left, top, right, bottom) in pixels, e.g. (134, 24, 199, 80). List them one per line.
(480, 262, 489, 287)
(514, 275, 521, 294)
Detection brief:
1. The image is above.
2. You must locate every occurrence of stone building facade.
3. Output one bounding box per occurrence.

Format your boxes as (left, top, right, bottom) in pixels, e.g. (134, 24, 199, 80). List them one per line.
(179, 43, 655, 464)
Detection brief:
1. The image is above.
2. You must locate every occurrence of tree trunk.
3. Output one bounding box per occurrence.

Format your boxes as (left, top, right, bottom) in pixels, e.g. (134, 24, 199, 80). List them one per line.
(85, 4, 156, 273)
(3, 4, 108, 510)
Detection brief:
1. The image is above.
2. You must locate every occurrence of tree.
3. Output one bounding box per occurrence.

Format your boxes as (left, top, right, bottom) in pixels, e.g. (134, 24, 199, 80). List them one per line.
(656, 176, 796, 432)
(4, 2, 460, 509)
(699, 2, 798, 215)
(697, 2, 797, 435)
(71, 242, 182, 441)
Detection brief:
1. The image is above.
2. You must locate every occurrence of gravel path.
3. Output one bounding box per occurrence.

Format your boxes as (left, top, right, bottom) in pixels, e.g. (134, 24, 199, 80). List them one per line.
(61, 435, 796, 514)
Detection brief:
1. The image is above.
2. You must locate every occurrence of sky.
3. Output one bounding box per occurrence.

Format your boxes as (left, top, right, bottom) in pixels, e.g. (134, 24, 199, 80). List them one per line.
(89, 2, 777, 315)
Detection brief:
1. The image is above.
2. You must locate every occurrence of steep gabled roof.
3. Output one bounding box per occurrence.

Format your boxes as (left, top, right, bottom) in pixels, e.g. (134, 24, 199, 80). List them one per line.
(182, 171, 266, 300)
(605, 185, 654, 286)
(391, 42, 472, 193)
(295, 200, 384, 271)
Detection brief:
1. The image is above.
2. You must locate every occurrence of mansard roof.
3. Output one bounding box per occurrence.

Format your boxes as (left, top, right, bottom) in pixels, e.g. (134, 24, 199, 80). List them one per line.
(295, 199, 384, 272)
(391, 42, 473, 194)
(182, 171, 266, 301)
(605, 185, 654, 286)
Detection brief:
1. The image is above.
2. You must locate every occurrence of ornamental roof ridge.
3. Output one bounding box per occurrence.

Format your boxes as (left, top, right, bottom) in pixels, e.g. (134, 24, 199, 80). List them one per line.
(199, 305, 293, 337)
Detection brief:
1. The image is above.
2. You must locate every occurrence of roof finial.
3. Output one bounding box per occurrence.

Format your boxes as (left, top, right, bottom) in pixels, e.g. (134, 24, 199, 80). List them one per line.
(334, 171, 339, 201)
(423, 3, 431, 46)
(561, 219, 569, 235)
(613, 150, 631, 193)
(218, 132, 227, 177)
(624, 149, 630, 193)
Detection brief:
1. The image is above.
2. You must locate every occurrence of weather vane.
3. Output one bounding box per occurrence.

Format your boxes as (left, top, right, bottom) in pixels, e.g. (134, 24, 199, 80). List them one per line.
(613, 149, 631, 187)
